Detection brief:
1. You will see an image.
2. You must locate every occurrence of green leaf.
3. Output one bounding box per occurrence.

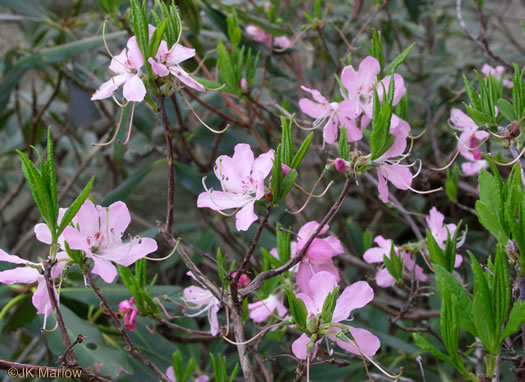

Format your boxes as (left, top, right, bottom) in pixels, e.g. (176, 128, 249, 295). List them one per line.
(280, 117, 294, 165)
(445, 164, 459, 203)
(271, 145, 283, 201)
(434, 265, 476, 335)
(440, 290, 463, 370)
(501, 300, 525, 340)
(130, 0, 149, 58)
(338, 125, 350, 161)
(384, 43, 415, 75)
(290, 132, 313, 169)
(426, 229, 445, 269)
(383, 244, 403, 284)
(280, 169, 297, 199)
(493, 246, 511, 332)
(496, 98, 515, 122)
(476, 201, 508, 243)
(217, 39, 237, 92)
(321, 286, 339, 323)
(57, 177, 94, 236)
(46, 129, 58, 225)
(412, 333, 451, 364)
(286, 288, 307, 331)
(148, 19, 167, 59)
(276, 224, 291, 264)
(370, 86, 394, 160)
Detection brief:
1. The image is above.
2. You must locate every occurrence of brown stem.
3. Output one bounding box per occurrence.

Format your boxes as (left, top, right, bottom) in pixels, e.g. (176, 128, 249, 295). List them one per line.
(235, 208, 272, 285)
(231, 305, 255, 381)
(43, 261, 78, 367)
(158, 96, 175, 234)
(240, 177, 353, 297)
(85, 271, 171, 382)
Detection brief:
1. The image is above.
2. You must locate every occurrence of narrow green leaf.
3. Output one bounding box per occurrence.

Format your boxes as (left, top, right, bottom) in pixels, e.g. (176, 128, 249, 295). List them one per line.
(290, 132, 312, 169)
(384, 43, 415, 75)
(286, 288, 307, 331)
(57, 177, 94, 236)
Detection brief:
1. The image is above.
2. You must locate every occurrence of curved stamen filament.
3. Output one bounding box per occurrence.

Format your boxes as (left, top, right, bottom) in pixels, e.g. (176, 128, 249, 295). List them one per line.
(93, 104, 126, 146)
(119, 102, 136, 145)
(181, 93, 229, 134)
(294, 180, 334, 198)
(453, 133, 488, 152)
(428, 149, 461, 171)
(287, 172, 326, 215)
(102, 20, 114, 59)
(488, 146, 525, 166)
(488, 130, 510, 139)
(145, 238, 180, 261)
(221, 321, 283, 346)
(409, 127, 428, 140)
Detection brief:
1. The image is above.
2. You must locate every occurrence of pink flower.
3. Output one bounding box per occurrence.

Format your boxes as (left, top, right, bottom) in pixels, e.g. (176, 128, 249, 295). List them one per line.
(449, 108, 489, 176)
(426, 207, 463, 267)
(119, 297, 139, 332)
(183, 272, 220, 336)
(91, 35, 147, 102)
(363, 236, 427, 287)
(197, 144, 274, 231)
(0, 249, 66, 325)
(299, 86, 360, 145)
(148, 40, 205, 92)
(245, 25, 293, 50)
(295, 221, 343, 296)
(341, 56, 406, 121)
(481, 64, 513, 88)
(166, 367, 209, 382)
(374, 115, 413, 203)
(62, 200, 158, 283)
(291, 271, 380, 359)
(248, 295, 287, 323)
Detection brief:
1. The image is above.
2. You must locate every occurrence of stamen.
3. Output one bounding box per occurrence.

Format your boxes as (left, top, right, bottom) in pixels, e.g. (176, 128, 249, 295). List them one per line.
(453, 133, 488, 151)
(428, 149, 461, 171)
(221, 321, 283, 345)
(145, 237, 180, 261)
(102, 20, 114, 59)
(93, 105, 126, 146)
(409, 127, 428, 140)
(287, 172, 326, 215)
(294, 180, 334, 198)
(118, 102, 136, 145)
(488, 146, 525, 166)
(181, 93, 229, 134)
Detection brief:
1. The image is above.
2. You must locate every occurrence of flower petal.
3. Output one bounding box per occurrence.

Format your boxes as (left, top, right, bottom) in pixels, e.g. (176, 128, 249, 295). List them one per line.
(332, 281, 373, 323)
(98, 237, 157, 267)
(0, 267, 41, 284)
(235, 201, 257, 232)
(91, 257, 118, 283)
(332, 326, 381, 356)
(167, 44, 196, 65)
(122, 74, 146, 102)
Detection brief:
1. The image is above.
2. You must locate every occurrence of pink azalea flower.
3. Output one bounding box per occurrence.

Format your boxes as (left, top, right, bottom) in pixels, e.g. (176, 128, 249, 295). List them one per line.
(481, 64, 513, 88)
(197, 144, 274, 232)
(119, 297, 139, 332)
(298, 85, 360, 145)
(0, 249, 66, 326)
(291, 271, 380, 360)
(166, 367, 209, 382)
(341, 56, 406, 121)
(294, 221, 344, 296)
(148, 40, 205, 92)
(245, 25, 293, 50)
(62, 200, 157, 283)
(231, 271, 251, 288)
(363, 236, 427, 287)
(183, 272, 220, 336)
(449, 108, 489, 176)
(91, 35, 147, 102)
(248, 295, 288, 323)
(426, 207, 463, 267)
(374, 115, 413, 203)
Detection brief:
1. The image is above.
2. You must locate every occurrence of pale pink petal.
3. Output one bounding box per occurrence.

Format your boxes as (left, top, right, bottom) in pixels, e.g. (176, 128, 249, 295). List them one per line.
(357, 56, 381, 87)
(376, 170, 389, 203)
(308, 271, 339, 312)
(184, 285, 215, 306)
(376, 268, 395, 288)
(62, 226, 90, 254)
(235, 201, 257, 231)
(126, 36, 144, 70)
(274, 36, 291, 49)
(149, 57, 170, 77)
(108, 49, 128, 74)
(296, 292, 317, 316)
(91, 257, 118, 283)
(462, 160, 487, 176)
(0, 267, 41, 284)
(292, 333, 314, 360)
(363, 247, 387, 263)
(51, 251, 69, 279)
(155, 40, 169, 61)
(378, 163, 412, 191)
(167, 44, 196, 65)
(166, 366, 176, 382)
(343, 118, 363, 142)
(195, 376, 209, 382)
(450, 108, 477, 131)
(332, 281, 373, 323)
(232, 144, 256, 180)
(91, 74, 128, 100)
(304, 238, 338, 260)
(208, 303, 220, 335)
(379, 74, 406, 106)
(248, 300, 274, 323)
(324, 236, 344, 254)
(171, 66, 205, 92)
(122, 74, 146, 102)
(454, 254, 463, 268)
(106, 201, 131, 242)
(98, 237, 157, 267)
(299, 99, 329, 119)
(296, 261, 314, 295)
(34, 223, 53, 245)
(300, 85, 329, 105)
(32, 278, 52, 316)
(323, 115, 339, 145)
(197, 191, 253, 211)
(0, 249, 31, 265)
(331, 326, 380, 356)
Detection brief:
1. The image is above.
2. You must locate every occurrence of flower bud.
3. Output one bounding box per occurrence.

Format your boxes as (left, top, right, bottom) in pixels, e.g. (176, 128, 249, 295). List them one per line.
(334, 158, 349, 174)
(240, 77, 249, 91)
(281, 164, 292, 178)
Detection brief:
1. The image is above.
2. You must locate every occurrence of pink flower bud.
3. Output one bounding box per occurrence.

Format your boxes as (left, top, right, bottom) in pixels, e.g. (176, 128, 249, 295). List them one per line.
(334, 158, 349, 174)
(232, 272, 251, 288)
(281, 164, 292, 178)
(240, 77, 249, 90)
